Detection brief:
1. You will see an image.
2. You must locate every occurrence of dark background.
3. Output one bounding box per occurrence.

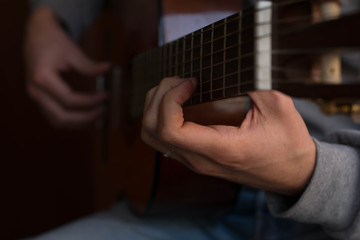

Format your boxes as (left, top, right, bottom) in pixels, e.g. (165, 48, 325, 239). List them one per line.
(0, 0, 241, 238)
(1, 1, 101, 238)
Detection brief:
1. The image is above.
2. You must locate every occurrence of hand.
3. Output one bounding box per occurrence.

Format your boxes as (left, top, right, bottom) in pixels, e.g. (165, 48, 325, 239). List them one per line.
(25, 7, 110, 128)
(142, 77, 316, 196)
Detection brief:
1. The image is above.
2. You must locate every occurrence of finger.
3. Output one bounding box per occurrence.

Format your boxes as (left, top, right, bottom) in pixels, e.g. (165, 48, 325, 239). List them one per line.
(143, 86, 157, 114)
(28, 85, 105, 127)
(247, 90, 294, 116)
(147, 76, 184, 117)
(143, 77, 186, 132)
(33, 69, 107, 109)
(157, 78, 221, 152)
(69, 49, 111, 76)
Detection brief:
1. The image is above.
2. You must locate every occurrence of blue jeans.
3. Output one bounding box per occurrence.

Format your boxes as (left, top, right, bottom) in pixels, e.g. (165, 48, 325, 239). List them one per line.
(29, 187, 332, 240)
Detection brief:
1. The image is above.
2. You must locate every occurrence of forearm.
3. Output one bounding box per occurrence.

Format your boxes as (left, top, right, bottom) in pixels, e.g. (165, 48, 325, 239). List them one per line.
(266, 130, 360, 239)
(30, 0, 105, 40)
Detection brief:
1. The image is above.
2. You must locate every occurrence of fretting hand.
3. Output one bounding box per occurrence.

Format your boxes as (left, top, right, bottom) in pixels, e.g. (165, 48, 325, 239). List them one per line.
(142, 77, 316, 196)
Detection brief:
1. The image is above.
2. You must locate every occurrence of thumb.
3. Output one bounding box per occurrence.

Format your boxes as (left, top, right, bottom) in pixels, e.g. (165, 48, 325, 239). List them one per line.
(70, 50, 111, 76)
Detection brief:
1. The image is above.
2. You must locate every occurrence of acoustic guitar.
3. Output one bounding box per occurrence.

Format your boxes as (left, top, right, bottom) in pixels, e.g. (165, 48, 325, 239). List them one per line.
(78, 0, 360, 217)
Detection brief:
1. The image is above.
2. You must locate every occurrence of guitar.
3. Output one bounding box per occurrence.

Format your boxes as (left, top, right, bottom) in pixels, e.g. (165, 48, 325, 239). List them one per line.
(79, 0, 360, 217)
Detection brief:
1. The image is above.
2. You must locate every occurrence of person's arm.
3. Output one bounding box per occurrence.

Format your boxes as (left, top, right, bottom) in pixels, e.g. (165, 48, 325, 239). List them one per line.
(266, 130, 360, 239)
(30, 0, 105, 40)
(25, 0, 110, 127)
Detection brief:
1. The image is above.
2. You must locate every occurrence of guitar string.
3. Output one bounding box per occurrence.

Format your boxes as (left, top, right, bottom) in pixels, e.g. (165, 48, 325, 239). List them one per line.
(139, 15, 315, 61)
(189, 78, 359, 99)
(134, 0, 350, 98)
(154, 0, 340, 50)
(137, 13, 341, 80)
(172, 64, 349, 89)
(138, 42, 357, 85)
(135, 0, 338, 79)
(135, 0, 321, 63)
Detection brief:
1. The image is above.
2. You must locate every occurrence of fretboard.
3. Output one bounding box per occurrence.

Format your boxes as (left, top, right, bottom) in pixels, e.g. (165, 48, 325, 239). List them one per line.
(131, 2, 272, 117)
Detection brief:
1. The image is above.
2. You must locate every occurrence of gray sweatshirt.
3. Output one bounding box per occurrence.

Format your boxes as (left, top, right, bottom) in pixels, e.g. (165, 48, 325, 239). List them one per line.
(30, 0, 360, 239)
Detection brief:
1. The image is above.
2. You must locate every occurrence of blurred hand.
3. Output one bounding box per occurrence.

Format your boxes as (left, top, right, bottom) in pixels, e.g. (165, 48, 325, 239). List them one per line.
(142, 77, 316, 196)
(25, 7, 110, 128)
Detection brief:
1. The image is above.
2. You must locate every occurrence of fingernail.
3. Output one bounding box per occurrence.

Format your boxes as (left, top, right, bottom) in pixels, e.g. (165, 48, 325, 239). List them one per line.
(190, 78, 197, 89)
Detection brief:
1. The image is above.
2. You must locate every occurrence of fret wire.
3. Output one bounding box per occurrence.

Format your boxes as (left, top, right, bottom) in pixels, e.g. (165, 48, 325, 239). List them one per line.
(197, 66, 255, 85)
(135, 14, 318, 79)
(191, 74, 342, 102)
(190, 32, 194, 78)
(132, 0, 334, 106)
(238, 11, 242, 95)
(159, 46, 162, 79)
(145, 60, 322, 90)
(178, 13, 315, 52)
(192, 81, 255, 98)
(184, 31, 272, 55)
(157, 42, 344, 77)
(141, 43, 321, 82)
(158, 47, 161, 82)
(145, 30, 275, 77)
(193, 64, 322, 99)
(182, 37, 185, 77)
(210, 23, 214, 100)
(136, 0, 320, 81)
(142, 50, 253, 83)
(189, 55, 251, 73)
(162, 44, 166, 79)
(193, 75, 356, 97)
(189, 14, 314, 45)
(175, 39, 179, 76)
(223, 17, 227, 98)
(168, 43, 172, 76)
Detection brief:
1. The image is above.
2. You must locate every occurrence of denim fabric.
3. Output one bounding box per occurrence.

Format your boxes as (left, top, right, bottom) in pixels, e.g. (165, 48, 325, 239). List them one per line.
(29, 187, 332, 240)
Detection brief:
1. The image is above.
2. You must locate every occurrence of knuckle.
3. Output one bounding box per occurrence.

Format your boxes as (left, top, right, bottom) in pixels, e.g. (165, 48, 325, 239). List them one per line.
(145, 87, 156, 102)
(142, 114, 154, 130)
(159, 77, 171, 87)
(158, 125, 176, 144)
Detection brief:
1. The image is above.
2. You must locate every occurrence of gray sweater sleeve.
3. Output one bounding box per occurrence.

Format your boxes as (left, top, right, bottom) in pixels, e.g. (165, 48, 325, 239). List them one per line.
(266, 130, 360, 239)
(30, 0, 106, 40)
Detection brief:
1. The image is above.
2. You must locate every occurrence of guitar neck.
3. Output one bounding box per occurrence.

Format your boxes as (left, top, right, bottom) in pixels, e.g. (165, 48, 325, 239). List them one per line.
(131, 0, 360, 117)
(131, 2, 271, 116)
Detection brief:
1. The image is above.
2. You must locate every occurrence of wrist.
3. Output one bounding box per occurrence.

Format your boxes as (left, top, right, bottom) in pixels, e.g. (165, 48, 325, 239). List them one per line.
(285, 138, 317, 196)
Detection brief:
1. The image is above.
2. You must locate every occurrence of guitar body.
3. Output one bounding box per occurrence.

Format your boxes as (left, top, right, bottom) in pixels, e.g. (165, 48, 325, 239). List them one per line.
(140, 0, 244, 217)
(78, 0, 360, 217)
(77, 0, 242, 217)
